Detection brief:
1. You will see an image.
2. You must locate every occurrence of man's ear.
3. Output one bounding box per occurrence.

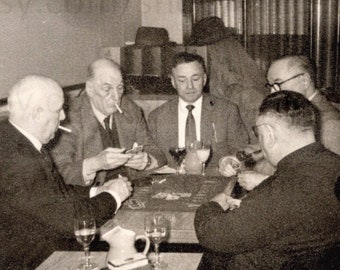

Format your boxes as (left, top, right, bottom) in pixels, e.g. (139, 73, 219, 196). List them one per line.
(302, 73, 312, 88)
(31, 105, 43, 120)
(262, 125, 277, 149)
(170, 75, 175, 89)
(85, 81, 95, 97)
(203, 73, 207, 86)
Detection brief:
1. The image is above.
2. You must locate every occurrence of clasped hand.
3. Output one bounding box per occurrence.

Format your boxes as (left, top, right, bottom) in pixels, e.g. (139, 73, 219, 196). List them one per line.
(100, 176, 133, 202)
(219, 155, 268, 191)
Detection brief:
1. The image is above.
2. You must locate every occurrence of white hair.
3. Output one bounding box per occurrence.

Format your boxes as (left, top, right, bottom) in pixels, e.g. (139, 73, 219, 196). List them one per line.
(8, 75, 61, 120)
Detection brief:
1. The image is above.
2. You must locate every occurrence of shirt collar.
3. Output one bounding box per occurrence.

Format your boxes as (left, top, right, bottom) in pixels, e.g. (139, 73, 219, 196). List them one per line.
(90, 101, 110, 128)
(9, 120, 42, 152)
(178, 95, 203, 111)
(307, 90, 318, 101)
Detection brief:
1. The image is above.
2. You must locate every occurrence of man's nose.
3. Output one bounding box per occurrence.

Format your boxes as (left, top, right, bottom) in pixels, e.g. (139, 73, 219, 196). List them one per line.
(109, 89, 121, 100)
(188, 79, 194, 89)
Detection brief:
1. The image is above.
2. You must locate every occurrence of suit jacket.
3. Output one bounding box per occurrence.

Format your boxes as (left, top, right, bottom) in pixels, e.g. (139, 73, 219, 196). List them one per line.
(312, 92, 340, 155)
(0, 120, 118, 269)
(148, 94, 250, 167)
(195, 143, 340, 269)
(51, 94, 166, 185)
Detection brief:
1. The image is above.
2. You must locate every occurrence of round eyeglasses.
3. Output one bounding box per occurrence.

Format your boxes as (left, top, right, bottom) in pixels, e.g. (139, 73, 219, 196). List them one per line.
(265, 73, 305, 92)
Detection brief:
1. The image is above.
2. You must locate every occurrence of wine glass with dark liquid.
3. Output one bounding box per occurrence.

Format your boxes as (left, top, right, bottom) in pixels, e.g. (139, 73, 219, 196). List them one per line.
(169, 147, 186, 174)
(74, 209, 97, 270)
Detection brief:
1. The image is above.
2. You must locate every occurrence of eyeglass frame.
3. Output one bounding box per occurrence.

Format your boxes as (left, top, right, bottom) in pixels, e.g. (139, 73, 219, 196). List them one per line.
(265, 73, 305, 92)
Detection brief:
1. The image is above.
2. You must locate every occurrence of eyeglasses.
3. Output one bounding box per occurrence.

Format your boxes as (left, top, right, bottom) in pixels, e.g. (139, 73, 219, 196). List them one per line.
(252, 123, 269, 139)
(265, 73, 305, 92)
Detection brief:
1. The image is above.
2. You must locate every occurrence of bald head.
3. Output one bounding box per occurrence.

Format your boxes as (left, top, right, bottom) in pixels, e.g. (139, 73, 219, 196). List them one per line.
(8, 75, 65, 144)
(267, 55, 316, 97)
(8, 75, 62, 117)
(87, 58, 121, 81)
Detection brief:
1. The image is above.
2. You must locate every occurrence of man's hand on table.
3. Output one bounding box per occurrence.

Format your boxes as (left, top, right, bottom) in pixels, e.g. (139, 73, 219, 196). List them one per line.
(210, 193, 242, 211)
(96, 176, 133, 202)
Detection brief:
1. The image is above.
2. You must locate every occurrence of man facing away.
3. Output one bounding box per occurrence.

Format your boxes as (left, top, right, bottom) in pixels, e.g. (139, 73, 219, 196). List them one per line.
(0, 75, 132, 269)
(195, 91, 340, 269)
(51, 58, 166, 186)
(148, 52, 249, 168)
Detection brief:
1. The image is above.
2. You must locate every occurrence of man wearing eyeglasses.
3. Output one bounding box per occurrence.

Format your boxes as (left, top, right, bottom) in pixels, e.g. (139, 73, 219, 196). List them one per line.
(195, 91, 340, 269)
(219, 55, 340, 188)
(266, 55, 340, 156)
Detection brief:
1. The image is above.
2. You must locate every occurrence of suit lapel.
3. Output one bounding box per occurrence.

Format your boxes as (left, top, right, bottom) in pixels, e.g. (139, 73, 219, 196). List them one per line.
(201, 95, 215, 142)
(81, 95, 104, 159)
(167, 98, 179, 148)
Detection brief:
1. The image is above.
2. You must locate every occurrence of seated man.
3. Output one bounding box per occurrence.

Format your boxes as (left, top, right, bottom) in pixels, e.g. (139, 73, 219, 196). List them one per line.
(0, 75, 132, 268)
(195, 91, 340, 269)
(220, 54, 340, 184)
(148, 52, 249, 168)
(266, 54, 340, 155)
(52, 58, 166, 186)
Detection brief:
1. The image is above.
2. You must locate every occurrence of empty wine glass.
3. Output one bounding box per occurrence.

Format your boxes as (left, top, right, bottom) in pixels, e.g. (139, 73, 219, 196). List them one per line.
(74, 207, 97, 270)
(169, 147, 186, 174)
(196, 141, 211, 175)
(144, 213, 169, 269)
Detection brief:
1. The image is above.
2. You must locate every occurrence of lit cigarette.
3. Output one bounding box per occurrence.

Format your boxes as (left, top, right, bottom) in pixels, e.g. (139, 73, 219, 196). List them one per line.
(115, 103, 123, 114)
(159, 178, 167, 184)
(58, 125, 72, 133)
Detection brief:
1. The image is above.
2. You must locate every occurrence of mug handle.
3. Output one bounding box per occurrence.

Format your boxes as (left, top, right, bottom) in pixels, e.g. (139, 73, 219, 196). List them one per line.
(136, 235, 150, 255)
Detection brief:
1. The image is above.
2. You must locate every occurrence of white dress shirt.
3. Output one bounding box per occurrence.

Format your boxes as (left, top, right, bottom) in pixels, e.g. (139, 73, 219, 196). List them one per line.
(178, 96, 202, 148)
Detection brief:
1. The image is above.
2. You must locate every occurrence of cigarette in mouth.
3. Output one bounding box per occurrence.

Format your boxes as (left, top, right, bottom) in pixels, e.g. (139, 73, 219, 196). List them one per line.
(115, 103, 123, 114)
(58, 125, 72, 133)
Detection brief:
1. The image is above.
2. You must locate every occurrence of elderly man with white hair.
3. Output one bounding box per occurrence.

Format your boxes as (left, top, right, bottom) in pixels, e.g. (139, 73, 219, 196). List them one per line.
(0, 75, 132, 269)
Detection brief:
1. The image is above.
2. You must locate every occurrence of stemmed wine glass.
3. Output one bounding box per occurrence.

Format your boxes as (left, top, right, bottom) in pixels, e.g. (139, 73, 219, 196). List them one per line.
(196, 141, 211, 175)
(144, 213, 169, 269)
(74, 207, 97, 270)
(169, 147, 186, 174)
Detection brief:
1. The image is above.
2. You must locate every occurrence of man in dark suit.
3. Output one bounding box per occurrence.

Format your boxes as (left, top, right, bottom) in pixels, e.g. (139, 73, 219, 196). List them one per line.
(148, 52, 249, 168)
(51, 58, 166, 186)
(0, 75, 132, 269)
(195, 91, 340, 269)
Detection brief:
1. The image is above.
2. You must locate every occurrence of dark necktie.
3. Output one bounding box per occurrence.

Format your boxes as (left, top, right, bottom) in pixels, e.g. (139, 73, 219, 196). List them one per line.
(185, 105, 196, 146)
(104, 115, 120, 147)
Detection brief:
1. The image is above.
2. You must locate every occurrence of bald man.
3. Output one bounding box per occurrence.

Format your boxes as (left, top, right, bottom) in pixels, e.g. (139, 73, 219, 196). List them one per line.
(0, 75, 132, 268)
(52, 58, 166, 186)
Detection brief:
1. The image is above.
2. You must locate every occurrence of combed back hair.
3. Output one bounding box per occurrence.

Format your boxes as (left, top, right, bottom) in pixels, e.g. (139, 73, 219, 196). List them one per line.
(259, 90, 319, 132)
(8, 75, 60, 116)
(171, 52, 206, 73)
(276, 55, 316, 83)
(86, 58, 121, 81)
